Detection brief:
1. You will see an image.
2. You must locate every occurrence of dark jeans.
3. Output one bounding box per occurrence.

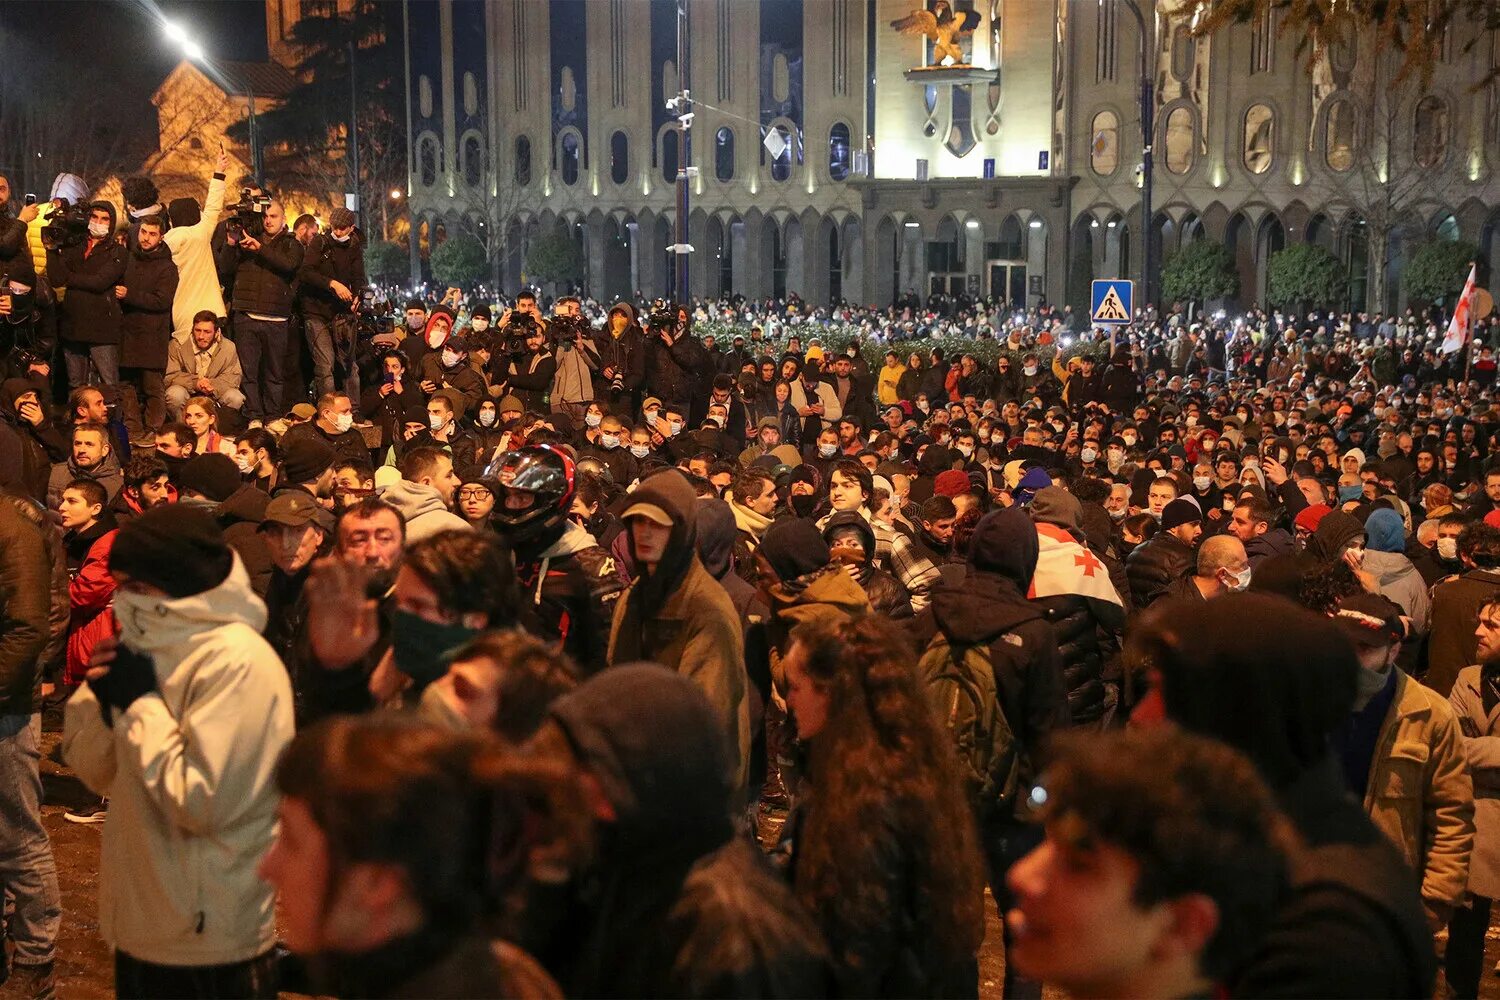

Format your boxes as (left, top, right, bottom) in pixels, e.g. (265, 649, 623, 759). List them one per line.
(304, 312, 360, 402)
(1446, 894, 1493, 999)
(981, 818, 1043, 1000)
(62, 342, 119, 392)
(0, 714, 60, 967)
(119, 366, 165, 437)
(114, 948, 277, 1000)
(231, 313, 290, 419)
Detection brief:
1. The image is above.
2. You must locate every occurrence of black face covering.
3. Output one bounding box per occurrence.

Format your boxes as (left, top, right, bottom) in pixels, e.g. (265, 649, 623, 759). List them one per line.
(790, 493, 819, 518)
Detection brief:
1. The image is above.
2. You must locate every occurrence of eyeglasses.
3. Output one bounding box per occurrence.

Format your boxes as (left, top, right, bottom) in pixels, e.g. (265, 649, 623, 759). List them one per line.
(458, 487, 492, 501)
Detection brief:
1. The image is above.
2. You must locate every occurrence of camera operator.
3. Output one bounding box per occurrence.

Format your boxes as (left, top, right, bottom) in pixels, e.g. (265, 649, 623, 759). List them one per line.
(47, 200, 126, 396)
(297, 207, 366, 402)
(115, 215, 179, 440)
(165, 149, 228, 339)
(214, 196, 304, 421)
(548, 295, 598, 422)
(592, 302, 644, 411)
(644, 301, 712, 416)
(492, 307, 556, 412)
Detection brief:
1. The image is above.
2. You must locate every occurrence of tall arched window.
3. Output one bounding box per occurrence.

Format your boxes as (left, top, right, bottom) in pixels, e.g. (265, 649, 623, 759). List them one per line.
(828, 123, 852, 181)
(1414, 96, 1450, 168)
(661, 129, 680, 186)
(1162, 106, 1195, 174)
(714, 127, 735, 181)
(1242, 104, 1274, 174)
(610, 131, 629, 185)
(418, 134, 439, 187)
(1324, 100, 1354, 172)
(462, 134, 483, 188)
(560, 132, 581, 186)
(1090, 110, 1119, 175)
(514, 136, 532, 186)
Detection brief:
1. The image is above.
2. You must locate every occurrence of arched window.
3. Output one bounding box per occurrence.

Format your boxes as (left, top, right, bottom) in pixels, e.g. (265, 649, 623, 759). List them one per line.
(610, 131, 629, 185)
(1162, 106, 1195, 174)
(418, 134, 439, 187)
(828, 123, 852, 181)
(1324, 99, 1354, 172)
(1170, 25, 1194, 80)
(1242, 103, 1274, 174)
(661, 129, 680, 186)
(514, 136, 532, 186)
(1414, 96, 1450, 168)
(1435, 213, 1460, 242)
(462, 134, 483, 189)
(1090, 110, 1119, 175)
(714, 127, 735, 181)
(560, 132, 581, 186)
(769, 125, 792, 182)
(418, 75, 433, 118)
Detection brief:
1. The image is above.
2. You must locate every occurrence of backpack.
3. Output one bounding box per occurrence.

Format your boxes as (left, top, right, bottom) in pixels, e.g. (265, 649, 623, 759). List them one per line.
(918, 630, 1021, 818)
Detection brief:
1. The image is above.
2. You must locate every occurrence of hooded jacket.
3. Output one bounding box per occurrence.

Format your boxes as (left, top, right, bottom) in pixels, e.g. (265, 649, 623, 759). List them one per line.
(1309, 510, 1366, 562)
(540, 665, 829, 998)
(696, 497, 770, 632)
(0, 377, 68, 503)
(917, 508, 1069, 810)
(118, 236, 180, 369)
(591, 304, 646, 402)
(822, 511, 913, 621)
(217, 484, 273, 597)
(380, 478, 472, 543)
(608, 470, 751, 794)
(47, 444, 123, 509)
(0, 494, 50, 714)
(49, 200, 127, 345)
(1362, 508, 1429, 633)
(62, 554, 295, 967)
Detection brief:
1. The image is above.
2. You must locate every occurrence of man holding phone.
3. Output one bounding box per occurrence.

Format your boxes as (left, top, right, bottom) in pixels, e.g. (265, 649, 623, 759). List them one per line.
(214, 193, 303, 420)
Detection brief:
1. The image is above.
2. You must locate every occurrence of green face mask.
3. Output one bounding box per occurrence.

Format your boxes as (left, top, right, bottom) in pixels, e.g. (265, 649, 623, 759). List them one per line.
(392, 609, 479, 689)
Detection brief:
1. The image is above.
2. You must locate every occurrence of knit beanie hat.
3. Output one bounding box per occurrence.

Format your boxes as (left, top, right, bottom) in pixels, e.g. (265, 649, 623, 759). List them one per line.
(177, 454, 241, 503)
(759, 518, 831, 581)
(1161, 496, 1201, 532)
(1294, 503, 1332, 535)
(282, 437, 336, 485)
(1014, 466, 1054, 505)
(933, 469, 972, 498)
(109, 505, 233, 598)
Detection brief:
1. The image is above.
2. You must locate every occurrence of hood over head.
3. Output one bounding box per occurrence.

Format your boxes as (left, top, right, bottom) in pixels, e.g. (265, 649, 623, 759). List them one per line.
(49, 173, 90, 205)
(1364, 507, 1405, 553)
(1031, 485, 1082, 533)
(1309, 510, 1365, 562)
(693, 496, 739, 579)
(968, 506, 1039, 593)
(821, 510, 876, 567)
(622, 469, 699, 615)
(759, 517, 831, 581)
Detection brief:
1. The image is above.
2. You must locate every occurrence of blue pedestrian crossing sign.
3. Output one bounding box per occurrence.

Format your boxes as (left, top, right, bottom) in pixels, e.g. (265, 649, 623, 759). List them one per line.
(1090, 279, 1133, 325)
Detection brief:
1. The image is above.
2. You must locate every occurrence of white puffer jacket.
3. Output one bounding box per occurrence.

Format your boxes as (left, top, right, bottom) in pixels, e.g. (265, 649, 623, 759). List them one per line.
(63, 554, 293, 966)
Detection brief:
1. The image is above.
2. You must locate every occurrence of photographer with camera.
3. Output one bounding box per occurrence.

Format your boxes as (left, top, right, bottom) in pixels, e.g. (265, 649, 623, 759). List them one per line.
(164, 148, 229, 340)
(297, 207, 366, 402)
(214, 195, 304, 421)
(493, 307, 556, 413)
(644, 301, 713, 417)
(548, 295, 598, 422)
(592, 302, 645, 411)
(47, 200, 126, 397)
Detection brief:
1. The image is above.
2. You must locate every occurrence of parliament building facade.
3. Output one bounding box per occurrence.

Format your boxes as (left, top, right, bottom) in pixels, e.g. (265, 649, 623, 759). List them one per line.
(394, 0, 1500, 314)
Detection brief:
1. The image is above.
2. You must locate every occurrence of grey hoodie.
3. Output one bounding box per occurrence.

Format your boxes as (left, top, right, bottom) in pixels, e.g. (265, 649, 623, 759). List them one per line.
(47, 446, 123, 509)
(379, 478, 472, 542)
(1362, 549, 1431, 635)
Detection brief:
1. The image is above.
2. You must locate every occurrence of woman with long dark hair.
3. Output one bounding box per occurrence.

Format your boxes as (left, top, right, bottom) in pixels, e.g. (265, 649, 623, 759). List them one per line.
(782, 615, 986, 998)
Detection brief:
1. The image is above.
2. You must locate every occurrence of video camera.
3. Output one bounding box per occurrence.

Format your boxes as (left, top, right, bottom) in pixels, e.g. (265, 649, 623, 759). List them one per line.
(355, 288, 394, 335)
(225, 187, 272, 241)
(500, 309, 543, 356)
(39, 200, 89, 251)
(646, 302, 678, 336)
(550, 313, 590, 352)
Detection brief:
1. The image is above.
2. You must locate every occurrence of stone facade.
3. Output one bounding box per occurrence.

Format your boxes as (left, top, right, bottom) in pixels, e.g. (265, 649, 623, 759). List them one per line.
(398, 0, 1500, 313)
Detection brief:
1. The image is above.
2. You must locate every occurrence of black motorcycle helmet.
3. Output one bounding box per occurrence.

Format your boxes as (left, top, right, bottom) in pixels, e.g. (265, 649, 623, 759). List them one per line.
(486, 445, 576, 546)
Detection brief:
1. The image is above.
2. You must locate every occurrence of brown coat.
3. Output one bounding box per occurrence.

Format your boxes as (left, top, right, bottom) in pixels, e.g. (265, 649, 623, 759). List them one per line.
(1449, 665, 1500, 899)
(1363, 670, 1474, 910)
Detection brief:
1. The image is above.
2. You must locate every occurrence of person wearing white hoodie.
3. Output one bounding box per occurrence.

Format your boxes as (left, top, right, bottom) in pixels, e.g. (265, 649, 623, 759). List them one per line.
(62, 505, 293, 998)
(163, 149, 229, 341)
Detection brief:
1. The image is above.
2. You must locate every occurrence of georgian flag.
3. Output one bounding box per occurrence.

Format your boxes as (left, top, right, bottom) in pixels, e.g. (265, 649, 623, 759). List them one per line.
(1028, 521, 1124, 606)
(1442, 263, 1478, 355)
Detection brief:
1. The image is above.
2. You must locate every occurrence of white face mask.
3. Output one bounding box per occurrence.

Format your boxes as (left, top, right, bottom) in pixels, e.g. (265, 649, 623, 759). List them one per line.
(112, 589, 168, 652)
(585, 412, 602, 428)
(441, 348, 462, 368)
(1081, 447, 1098, 464)
(478, 410, 496, 427)
(1122, 435, 1137, 448)
(709, 414, 725, 427)
(332, 232, 351, 244)
(600, 433, 620, 449)
(1223, 565, 1252, 592)
(1193, 475, 1211, 491)
(332, 412, 354, 434)
(956, 444, 973, 458)
(1023, 365, 1038, 376)
(1437, 537, 1459, 560)
(88, 220, 110, 239)
(429, 414, 448, 432)
(819, 443, 838, 458)
(668, 420, 682, 436)
(630, 444, 651, 458)
(234, 454, 256, 475)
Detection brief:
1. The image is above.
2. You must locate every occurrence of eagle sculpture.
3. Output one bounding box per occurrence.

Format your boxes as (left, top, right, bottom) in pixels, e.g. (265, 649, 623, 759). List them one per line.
(890, 0, 982, 67)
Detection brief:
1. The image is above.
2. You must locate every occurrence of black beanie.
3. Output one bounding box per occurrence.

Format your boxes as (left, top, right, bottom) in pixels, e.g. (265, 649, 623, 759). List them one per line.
(109, 505, 233, 598)
(177, 454, 240, 503)
(759, 518, 831, 581)
(282, 437, 335, 485)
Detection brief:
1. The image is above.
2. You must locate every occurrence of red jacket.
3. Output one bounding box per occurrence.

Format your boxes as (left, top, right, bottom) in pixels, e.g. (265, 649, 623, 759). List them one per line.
(66, 529, 117, 687)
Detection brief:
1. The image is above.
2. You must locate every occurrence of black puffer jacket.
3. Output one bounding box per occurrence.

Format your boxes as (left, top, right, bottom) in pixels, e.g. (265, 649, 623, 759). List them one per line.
(1030, 592, 1121, 726)
(296, 230, 366, 320)
(1125, 531, 1195, 609)
(220, 227, 303, 318)
(646, 329, 714, 411)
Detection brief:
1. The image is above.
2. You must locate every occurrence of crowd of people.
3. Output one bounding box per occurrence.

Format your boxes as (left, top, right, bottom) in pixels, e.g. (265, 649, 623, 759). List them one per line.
(5, 161, 1500, 1000)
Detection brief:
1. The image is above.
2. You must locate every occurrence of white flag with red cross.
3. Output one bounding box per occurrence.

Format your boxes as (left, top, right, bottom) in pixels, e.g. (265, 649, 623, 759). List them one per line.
(1442, 263, 1478, 355)
(1027, 521, 1123, 605)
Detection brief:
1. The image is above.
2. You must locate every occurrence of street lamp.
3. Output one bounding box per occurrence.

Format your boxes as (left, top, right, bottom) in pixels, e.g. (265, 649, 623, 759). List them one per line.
(383, 189, 404, 241)
(1112, 0, 1154, 313)
(165, 19, 262, 181)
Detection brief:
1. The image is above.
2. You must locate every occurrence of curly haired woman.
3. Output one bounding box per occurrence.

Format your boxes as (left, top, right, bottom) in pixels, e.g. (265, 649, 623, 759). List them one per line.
(781, 614, 986, 998)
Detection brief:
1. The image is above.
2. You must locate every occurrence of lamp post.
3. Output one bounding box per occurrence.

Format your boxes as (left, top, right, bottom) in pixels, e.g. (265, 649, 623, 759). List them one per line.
(166, 20, 262, 180)
(670, 0, 693, 302)
(385, 188, 402, 241)
(1115, 0, 1154, 312)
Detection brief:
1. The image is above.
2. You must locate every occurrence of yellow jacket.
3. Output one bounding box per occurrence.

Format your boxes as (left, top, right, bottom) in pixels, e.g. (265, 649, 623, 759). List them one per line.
(877, 362, 905, 405)
(1363, 670, 1475, 910)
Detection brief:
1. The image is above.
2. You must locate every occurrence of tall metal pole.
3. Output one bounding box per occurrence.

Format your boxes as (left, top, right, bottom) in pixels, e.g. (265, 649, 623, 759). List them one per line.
(348, 37, 362, 217)
(248, 91, 263, 181)
(673, 0, 692, 302)
(1122, 0, 1153, 313)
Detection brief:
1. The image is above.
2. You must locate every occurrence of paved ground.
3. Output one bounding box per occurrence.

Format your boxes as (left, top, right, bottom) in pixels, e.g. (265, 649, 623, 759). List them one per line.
(31, 714, 1500, 998)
